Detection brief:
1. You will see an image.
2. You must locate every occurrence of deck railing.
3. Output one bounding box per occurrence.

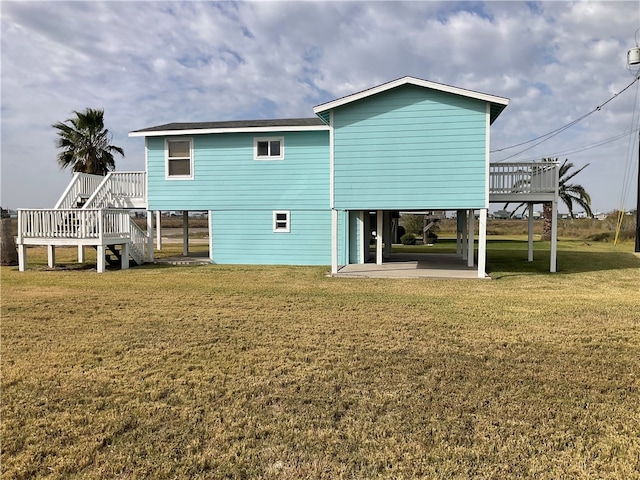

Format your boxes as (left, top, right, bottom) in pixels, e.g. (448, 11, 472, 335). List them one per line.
(54, 173, 104, 209)
(489, 162, 558, 195)
(83, 172, 146, 209)
(19, 209, 132, 240)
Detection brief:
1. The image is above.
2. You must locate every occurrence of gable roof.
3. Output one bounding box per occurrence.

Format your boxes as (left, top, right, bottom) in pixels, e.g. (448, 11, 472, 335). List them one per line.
(313, 76, 509, 125)
(129, 117, 328, 137)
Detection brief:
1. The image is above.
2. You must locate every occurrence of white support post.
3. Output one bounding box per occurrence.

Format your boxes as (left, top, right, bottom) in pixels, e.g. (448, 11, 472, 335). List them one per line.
(121, 243, 130, 270)
(18, 244, 27, 272)
(78, 245, 85, 263)
(156, 210, 162, 250)
(467, 210, 475, 268)
(208, 210, 214, 263)
(47, 245, 55, 269)
(551, 199, 558, 273)
(331, 209, 338, 274)
(376, 210, 383, 265)
(97, 245, 106, 273)
(461, 210, 468, 261)
(182, 211, 189, 256)
(528, 203, 534, 262)
(456, 210, 463, 256)
(478, 209, 487, 278)
(358, 211, 365, 264)
(146, 210, 154, 262)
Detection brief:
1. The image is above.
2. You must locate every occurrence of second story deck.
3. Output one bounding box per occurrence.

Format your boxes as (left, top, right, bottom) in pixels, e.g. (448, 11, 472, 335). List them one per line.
(488, 162, 558, 203)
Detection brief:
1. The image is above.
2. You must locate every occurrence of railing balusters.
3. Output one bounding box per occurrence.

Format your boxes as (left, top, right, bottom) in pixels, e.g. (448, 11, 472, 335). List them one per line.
(489, 162, 558, 194)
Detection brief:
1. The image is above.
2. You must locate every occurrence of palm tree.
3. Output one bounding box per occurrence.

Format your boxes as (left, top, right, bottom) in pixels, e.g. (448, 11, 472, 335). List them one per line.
(541, 157, 592, 240)
(53, 108, 124, 175)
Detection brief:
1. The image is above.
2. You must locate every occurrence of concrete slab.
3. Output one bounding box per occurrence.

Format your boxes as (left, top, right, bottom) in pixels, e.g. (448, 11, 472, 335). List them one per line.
(332, 253, 488, 279)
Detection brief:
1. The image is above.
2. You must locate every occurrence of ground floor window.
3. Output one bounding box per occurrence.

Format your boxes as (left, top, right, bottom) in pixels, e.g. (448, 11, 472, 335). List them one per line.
(273, 211, 290, 232)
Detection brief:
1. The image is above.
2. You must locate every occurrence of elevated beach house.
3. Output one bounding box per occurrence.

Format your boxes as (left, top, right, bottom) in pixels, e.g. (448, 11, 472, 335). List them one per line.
(17, 76, 560, 276)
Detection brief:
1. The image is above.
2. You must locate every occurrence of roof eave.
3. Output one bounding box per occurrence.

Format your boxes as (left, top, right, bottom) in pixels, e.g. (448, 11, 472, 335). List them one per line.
(129, 124, 330, 137)
(313, 75, 510, 116)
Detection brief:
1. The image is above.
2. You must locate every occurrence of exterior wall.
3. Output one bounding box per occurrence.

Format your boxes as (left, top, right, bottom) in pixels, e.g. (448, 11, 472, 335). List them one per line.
(332, 84, 488, 211)
(348, 211, 362, 264)
(147, 130, 331, 265)
(146, 130, 329, 211)
(211, 209, 331, 265)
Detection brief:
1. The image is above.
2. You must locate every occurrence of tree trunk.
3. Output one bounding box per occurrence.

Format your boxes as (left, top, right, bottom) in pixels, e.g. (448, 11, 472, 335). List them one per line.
(542, 202, 552, 241)
(1, 217, 18, 266)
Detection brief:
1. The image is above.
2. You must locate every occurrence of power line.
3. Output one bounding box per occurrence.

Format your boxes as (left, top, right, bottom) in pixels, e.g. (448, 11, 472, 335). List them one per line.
(491, 75, 640, 162)
(504, 127, 640, 163)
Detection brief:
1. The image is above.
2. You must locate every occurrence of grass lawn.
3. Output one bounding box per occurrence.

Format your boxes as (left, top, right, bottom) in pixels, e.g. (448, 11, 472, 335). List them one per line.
(2, 240, 639, 479)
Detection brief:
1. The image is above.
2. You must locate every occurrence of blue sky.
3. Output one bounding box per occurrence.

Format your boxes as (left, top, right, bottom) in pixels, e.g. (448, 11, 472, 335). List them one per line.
(2, 0, 639, 213)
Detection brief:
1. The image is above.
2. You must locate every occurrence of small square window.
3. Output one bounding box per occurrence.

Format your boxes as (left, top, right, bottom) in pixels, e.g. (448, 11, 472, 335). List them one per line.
(166, 138, 193, 179)
(273, 211, 290, 232)
(254, 137, 284, 160)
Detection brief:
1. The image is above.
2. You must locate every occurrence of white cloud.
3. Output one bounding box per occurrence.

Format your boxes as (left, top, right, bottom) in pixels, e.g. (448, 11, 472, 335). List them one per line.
(1, 0, 639, 213)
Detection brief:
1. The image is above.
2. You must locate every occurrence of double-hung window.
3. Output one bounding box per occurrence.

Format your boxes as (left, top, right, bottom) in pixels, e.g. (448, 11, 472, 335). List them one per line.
(254, 137, 284, 160)
(166, 138, 193, 179)
(273, 211, 290, 233)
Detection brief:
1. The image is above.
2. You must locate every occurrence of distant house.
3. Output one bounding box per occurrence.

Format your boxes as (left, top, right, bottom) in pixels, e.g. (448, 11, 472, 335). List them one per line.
(17, 76, 561, 275)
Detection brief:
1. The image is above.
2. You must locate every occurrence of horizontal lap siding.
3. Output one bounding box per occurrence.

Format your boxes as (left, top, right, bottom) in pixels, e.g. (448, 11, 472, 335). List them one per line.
(333, 85, 487, 210)
(211, 210, 330, 265)
(147, 131, 329, 211)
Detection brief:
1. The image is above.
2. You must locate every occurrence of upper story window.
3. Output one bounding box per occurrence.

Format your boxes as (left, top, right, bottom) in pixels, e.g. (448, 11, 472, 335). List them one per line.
(254, 137, 284, 160)
(166, 138, 193, 179)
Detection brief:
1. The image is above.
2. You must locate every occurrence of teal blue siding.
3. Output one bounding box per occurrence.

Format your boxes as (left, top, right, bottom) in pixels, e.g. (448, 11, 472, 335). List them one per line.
(211, 209, 330, 265)
(348, 211, 362, 263)
(147, 130, 329, 211)
(337, 210, 348, 266)
(333, 84, 487, 210)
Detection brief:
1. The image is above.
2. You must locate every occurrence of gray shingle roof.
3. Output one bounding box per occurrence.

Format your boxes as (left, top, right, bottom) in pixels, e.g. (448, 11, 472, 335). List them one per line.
(131, 117, 325, 134)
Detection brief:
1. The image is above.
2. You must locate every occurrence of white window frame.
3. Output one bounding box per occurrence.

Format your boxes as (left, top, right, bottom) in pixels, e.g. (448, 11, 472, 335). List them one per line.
(273, 210, 290, 233)
(165, 137, 194, 179)
(254, 137, 284, 160)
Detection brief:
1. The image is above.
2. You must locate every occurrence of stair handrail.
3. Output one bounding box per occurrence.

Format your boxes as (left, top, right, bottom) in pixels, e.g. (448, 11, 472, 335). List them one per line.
(127, 218, 147, 264)
(54, 173, 104, 209)
(83, 172, 146, 209)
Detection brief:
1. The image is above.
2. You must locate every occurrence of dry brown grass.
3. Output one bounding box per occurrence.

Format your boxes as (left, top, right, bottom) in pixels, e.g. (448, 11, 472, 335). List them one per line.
(2, 243, 639, 479)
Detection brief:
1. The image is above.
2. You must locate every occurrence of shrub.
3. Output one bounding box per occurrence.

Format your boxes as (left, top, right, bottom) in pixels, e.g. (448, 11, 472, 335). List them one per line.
(400, 233, 417, 245)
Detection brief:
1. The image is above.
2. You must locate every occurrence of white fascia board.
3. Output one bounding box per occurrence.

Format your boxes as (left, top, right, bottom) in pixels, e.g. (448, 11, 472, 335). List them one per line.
(129, 124, 330, 137)
(313, 76, 509, 114)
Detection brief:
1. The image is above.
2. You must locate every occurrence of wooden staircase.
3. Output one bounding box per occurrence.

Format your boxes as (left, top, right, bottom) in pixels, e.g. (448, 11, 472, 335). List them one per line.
(17, 172, 148, 272)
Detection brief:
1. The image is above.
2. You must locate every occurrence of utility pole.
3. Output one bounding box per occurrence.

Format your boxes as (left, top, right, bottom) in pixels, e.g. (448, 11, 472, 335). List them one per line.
(636, 128, 640, 252)
(627, 40, 640, 252)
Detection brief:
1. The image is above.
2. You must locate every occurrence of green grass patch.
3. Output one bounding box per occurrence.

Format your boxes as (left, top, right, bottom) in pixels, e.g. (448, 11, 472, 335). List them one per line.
(2, 240, 640, 479)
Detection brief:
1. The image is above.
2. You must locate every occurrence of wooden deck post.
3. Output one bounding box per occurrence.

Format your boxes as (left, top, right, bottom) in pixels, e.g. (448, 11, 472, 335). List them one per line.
(146, 210, 154, 262)
(376, 210, 383, 265)
(528, 203, 534, 262)
(121, 243, 129, 270)
(461, 210, 468, 261)
(18, 244, 27, 272)
(182, 211, 189, 256)
(551, 199, 558, 273)
(467, 210, 474, 267)
(156, 210, 162, 250)
(97, 245, 106, 273)
(47, 245, 55, 268)
(78, 245, 85, 263)
(478, 209, 487, 278)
